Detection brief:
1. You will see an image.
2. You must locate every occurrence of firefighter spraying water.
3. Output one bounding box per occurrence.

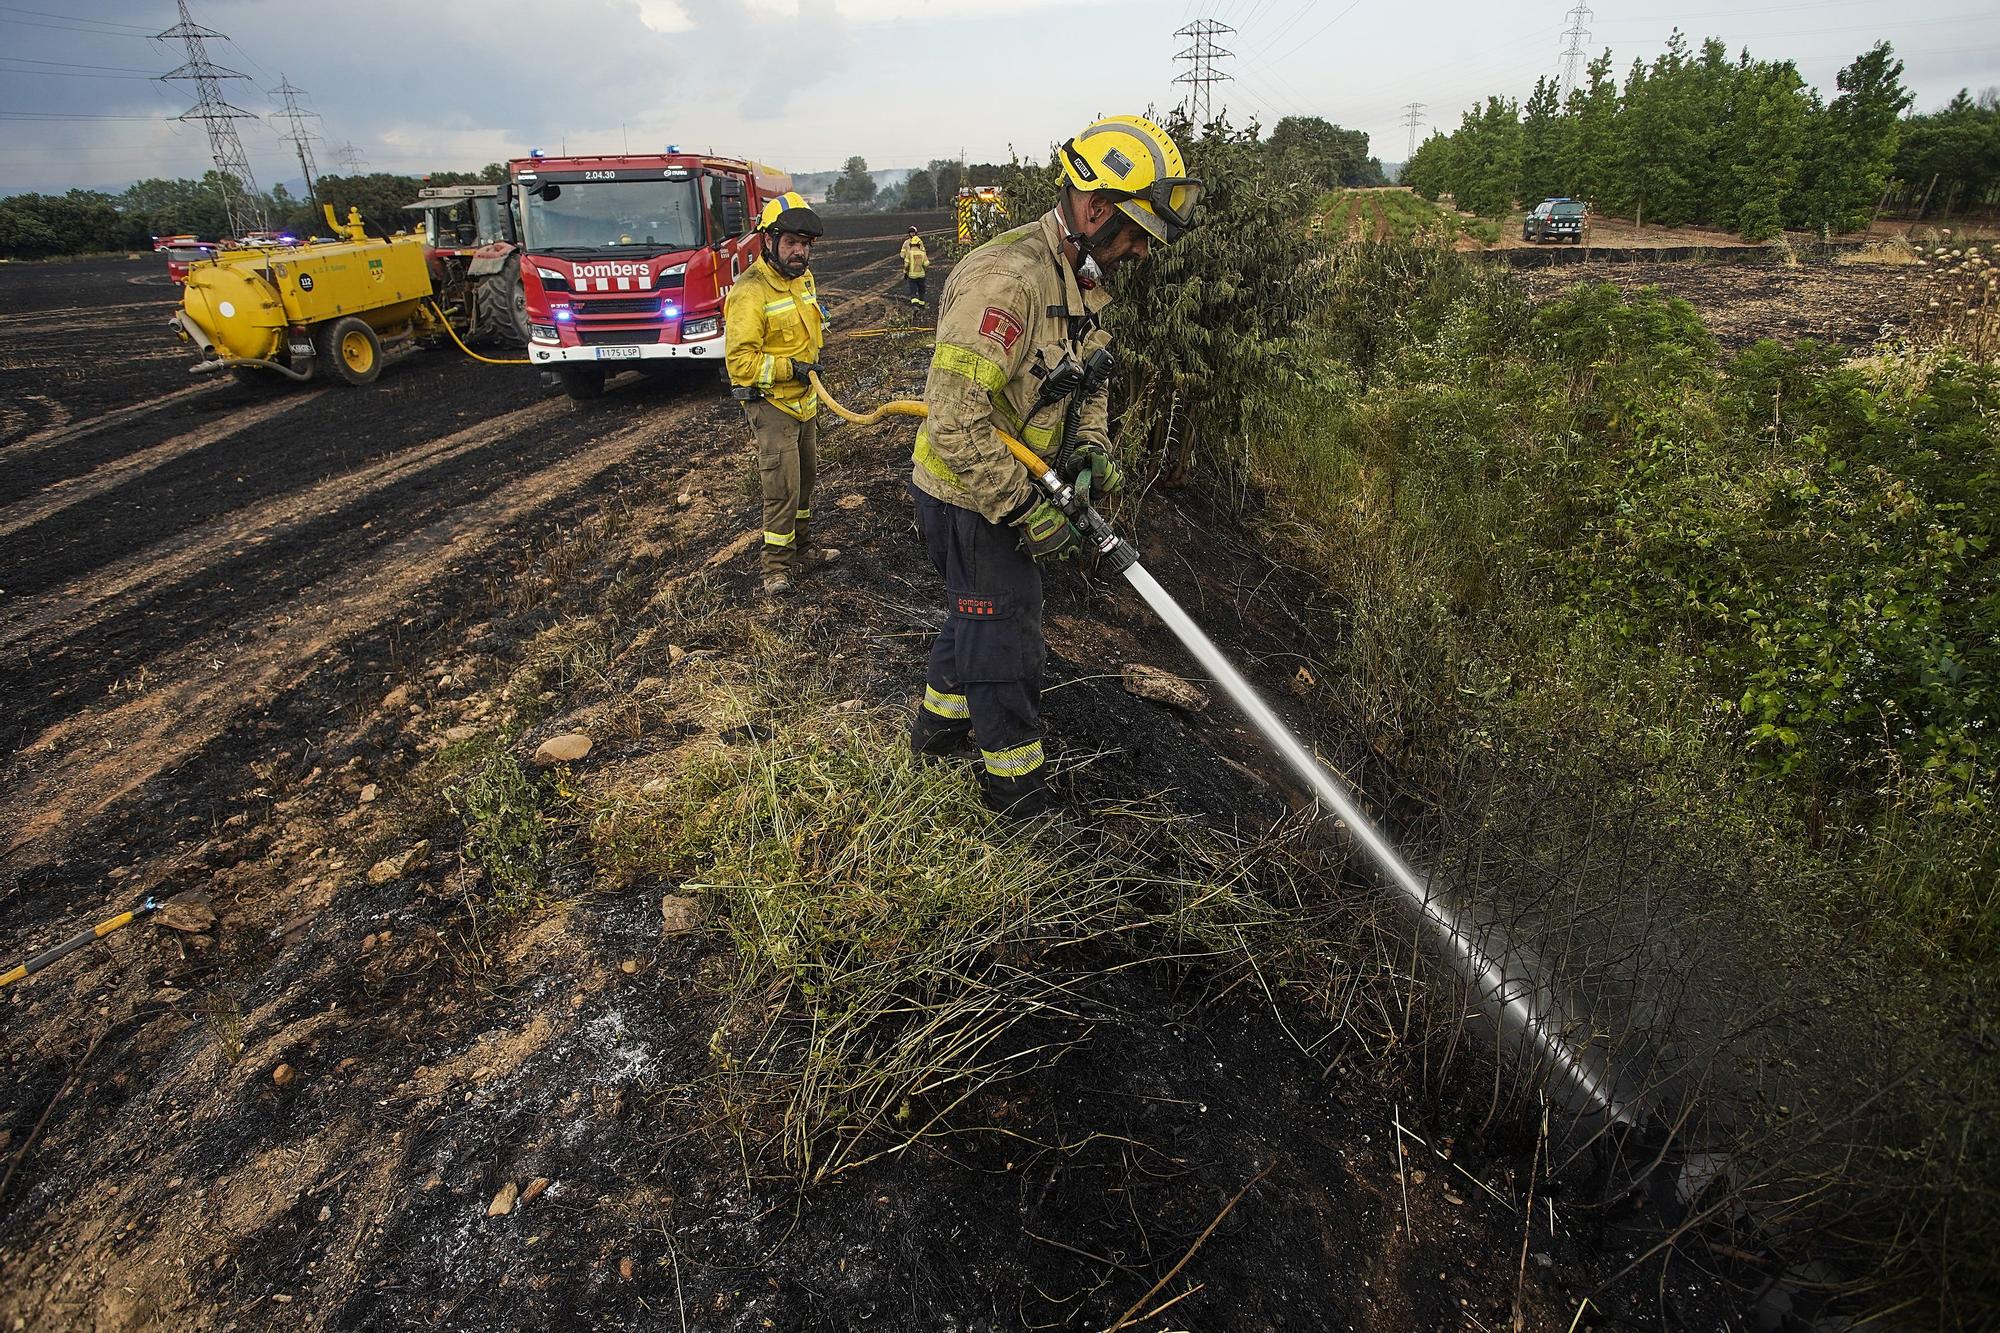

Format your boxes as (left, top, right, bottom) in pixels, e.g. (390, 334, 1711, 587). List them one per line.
(814, 111, 1641, 1132)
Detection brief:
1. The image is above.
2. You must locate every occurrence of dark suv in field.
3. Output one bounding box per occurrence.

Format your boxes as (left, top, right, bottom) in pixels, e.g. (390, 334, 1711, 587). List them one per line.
(1523, 198, 1586, 244)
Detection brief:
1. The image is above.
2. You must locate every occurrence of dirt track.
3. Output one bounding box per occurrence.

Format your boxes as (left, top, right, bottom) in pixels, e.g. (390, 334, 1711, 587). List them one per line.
(0, 227, 1815, 1329)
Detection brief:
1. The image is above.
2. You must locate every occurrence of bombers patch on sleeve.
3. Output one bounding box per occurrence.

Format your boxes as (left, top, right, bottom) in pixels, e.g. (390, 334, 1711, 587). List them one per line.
(977, 305, 1024, 354)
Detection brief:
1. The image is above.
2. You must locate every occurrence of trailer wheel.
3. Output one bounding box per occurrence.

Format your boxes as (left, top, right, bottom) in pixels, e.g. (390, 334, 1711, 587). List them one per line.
(558, 366, 606, 401)
(318, 317, 383, 386)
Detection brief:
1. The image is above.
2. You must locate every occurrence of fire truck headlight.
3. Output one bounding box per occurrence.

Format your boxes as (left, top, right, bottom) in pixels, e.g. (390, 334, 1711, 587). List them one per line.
(681, 316, 719, 340)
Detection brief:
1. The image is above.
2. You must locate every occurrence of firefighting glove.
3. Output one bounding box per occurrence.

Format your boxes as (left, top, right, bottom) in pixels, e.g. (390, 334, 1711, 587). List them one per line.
(790, 358, 822, 383)
(1013, 498, 1079, 561)
(1067, 445, 1123, 505)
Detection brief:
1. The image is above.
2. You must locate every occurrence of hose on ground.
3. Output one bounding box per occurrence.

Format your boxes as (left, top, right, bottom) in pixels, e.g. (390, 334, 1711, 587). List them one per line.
(425, 300, 531, 365)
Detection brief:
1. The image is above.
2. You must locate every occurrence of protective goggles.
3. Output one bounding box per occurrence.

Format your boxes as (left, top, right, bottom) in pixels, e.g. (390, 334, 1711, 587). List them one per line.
(1111, 178, 1203, 241)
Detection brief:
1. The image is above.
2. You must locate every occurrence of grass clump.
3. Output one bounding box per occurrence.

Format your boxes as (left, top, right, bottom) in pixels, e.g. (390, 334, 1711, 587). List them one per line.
(443, 742, 553, 913)
(585, 690, 1130, 1181)
(566, 617, 1395, 1187)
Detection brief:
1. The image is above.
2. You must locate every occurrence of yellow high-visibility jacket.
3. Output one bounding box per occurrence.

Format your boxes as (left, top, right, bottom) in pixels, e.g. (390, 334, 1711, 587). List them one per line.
(910, 209, 1112, 523)
(901, 235, 929, 278)
(724, 256, 826, 421)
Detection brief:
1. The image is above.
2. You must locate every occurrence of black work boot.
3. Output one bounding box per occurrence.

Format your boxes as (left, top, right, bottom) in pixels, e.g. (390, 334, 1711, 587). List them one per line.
(978, 773, 1056, 819)
(911, 710, 975, 760)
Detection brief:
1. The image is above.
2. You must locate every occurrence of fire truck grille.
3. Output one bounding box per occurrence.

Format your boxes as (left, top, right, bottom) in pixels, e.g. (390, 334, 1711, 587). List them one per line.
(573, 296, 664, 317)
(576, 327, 663, 346)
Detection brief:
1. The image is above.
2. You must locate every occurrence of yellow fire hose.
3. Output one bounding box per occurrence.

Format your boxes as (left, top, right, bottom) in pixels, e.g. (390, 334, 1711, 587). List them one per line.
(838, 326, 935, 339)
(0, 897, 162, 990)
(425, 300, 531, 366)
(808, 369, 1049, 478)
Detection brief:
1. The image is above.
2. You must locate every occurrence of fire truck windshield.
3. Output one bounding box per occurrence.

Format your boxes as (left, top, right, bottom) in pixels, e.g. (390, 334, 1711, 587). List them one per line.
(522, 177, 703, 253)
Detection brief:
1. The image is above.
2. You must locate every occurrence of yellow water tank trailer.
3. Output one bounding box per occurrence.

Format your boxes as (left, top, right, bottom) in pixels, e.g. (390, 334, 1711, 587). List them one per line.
(170, 205, 438, 386)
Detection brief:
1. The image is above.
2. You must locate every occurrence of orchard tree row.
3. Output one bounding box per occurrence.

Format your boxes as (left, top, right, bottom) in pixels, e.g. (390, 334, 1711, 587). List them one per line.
(1401, 36, 1935, 241)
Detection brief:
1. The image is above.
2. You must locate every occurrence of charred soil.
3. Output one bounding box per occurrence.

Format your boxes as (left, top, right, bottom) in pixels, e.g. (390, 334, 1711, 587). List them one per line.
(0, 234, 1828, 1330)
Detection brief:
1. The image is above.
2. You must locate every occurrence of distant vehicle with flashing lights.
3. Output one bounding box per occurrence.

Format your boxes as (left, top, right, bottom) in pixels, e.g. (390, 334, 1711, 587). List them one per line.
(154, 234, 218, 284)
(1523, 198, 1587, 244)
(510, 148, 793, 401)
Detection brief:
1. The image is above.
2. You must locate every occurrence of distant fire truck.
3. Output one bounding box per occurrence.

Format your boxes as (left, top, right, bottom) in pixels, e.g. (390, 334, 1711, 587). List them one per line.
(509, 149, 793, 400)
(954, 185, 1008, 246)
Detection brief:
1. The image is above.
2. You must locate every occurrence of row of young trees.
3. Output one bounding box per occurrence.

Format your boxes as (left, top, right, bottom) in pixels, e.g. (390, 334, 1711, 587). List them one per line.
(1894, 88, 2000, 219)
(1401, 36, 1917, 240)
(0, 165, 505, 260)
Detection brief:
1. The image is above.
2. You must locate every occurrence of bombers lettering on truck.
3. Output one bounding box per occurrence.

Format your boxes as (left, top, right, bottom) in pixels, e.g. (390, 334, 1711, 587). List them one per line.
(512, 150, 795, 394)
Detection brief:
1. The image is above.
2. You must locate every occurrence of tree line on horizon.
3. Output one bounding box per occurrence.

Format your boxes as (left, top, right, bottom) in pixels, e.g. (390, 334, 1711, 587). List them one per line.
(1402, 36, 2000, 241)
(0, 113, 1388, 259)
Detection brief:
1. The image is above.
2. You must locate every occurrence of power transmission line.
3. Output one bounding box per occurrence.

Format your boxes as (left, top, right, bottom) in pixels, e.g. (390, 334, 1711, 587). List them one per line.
(155, 0, 267, 237)
(1401, 102, 1426, 159)
(1173, 19, 1235, 126)
(1558, 1, 1594, 99)
(333, 141, 367, 174)
(269, 74, 322, 213)
(0, 4, 153, 31)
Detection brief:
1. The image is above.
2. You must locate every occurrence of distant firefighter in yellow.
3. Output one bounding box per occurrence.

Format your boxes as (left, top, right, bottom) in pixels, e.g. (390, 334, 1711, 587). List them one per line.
(900, 225, 929, 307)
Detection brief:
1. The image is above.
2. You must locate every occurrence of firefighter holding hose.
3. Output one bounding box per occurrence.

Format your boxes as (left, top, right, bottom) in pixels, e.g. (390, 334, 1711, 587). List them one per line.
(906, 115, 1201, 815)
(726, 190, 828, 597)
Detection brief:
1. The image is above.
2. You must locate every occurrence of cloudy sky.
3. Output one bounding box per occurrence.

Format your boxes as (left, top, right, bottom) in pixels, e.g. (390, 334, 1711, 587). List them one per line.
(1, 0, 1994, 197)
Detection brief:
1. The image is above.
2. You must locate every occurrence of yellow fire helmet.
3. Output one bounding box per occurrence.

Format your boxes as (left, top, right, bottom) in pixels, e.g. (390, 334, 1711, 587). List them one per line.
(757, 190, 824, 237)
(1058, 115, 1203, 244)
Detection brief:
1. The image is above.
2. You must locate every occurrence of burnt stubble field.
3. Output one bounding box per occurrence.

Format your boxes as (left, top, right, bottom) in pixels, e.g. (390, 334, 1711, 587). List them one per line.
(1, 235, 1904, 1330)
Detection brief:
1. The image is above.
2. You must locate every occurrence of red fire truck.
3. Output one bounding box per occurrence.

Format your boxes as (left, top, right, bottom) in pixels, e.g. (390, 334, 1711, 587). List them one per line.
(510, 149, 793, 401)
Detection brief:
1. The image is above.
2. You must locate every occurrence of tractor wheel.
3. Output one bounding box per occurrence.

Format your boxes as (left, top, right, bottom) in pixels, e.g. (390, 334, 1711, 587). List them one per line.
(558, 366, 606, 401)
(317, 317, 383, 386)
(477, 254, 531, 347)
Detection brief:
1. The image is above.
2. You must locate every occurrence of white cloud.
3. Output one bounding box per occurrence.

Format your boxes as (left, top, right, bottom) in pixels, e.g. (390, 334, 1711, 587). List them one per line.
(628, 0, 695, 33)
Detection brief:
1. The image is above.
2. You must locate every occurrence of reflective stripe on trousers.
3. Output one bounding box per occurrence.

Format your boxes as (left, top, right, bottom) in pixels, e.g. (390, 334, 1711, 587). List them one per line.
(907, 483, 1048, 796)
(744, 399, 817, 575)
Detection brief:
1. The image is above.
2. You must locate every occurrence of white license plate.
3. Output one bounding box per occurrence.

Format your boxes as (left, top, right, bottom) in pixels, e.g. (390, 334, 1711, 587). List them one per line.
(289, 342, 314, 357)
(595, 346, 641, 360)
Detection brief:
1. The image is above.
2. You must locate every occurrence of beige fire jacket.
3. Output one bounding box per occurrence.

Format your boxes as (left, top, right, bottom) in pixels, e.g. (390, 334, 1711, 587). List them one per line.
(909, 209, 1113, 524)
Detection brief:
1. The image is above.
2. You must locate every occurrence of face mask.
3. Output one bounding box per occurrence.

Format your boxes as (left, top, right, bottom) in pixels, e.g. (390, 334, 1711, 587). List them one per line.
(1077, 253, 1104, 286)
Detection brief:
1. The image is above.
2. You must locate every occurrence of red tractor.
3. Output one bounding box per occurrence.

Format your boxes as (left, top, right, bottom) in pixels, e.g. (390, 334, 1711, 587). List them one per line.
(404, 184, 528, 347)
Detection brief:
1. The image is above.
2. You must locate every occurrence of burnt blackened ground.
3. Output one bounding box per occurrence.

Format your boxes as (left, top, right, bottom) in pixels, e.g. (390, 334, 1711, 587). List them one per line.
(1515, 255, 1918, 352)
(0, 235, 1771, 1330)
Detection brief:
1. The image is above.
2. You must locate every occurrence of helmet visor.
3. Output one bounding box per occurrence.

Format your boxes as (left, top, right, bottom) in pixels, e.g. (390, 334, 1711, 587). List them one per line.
(1111, 177, 1203, 243)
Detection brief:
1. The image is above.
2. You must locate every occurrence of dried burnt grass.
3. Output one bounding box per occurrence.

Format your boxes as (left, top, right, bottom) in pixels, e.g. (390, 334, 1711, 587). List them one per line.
(386, 537, 1620, 1328)
(1198, 237, 1999, 1324)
